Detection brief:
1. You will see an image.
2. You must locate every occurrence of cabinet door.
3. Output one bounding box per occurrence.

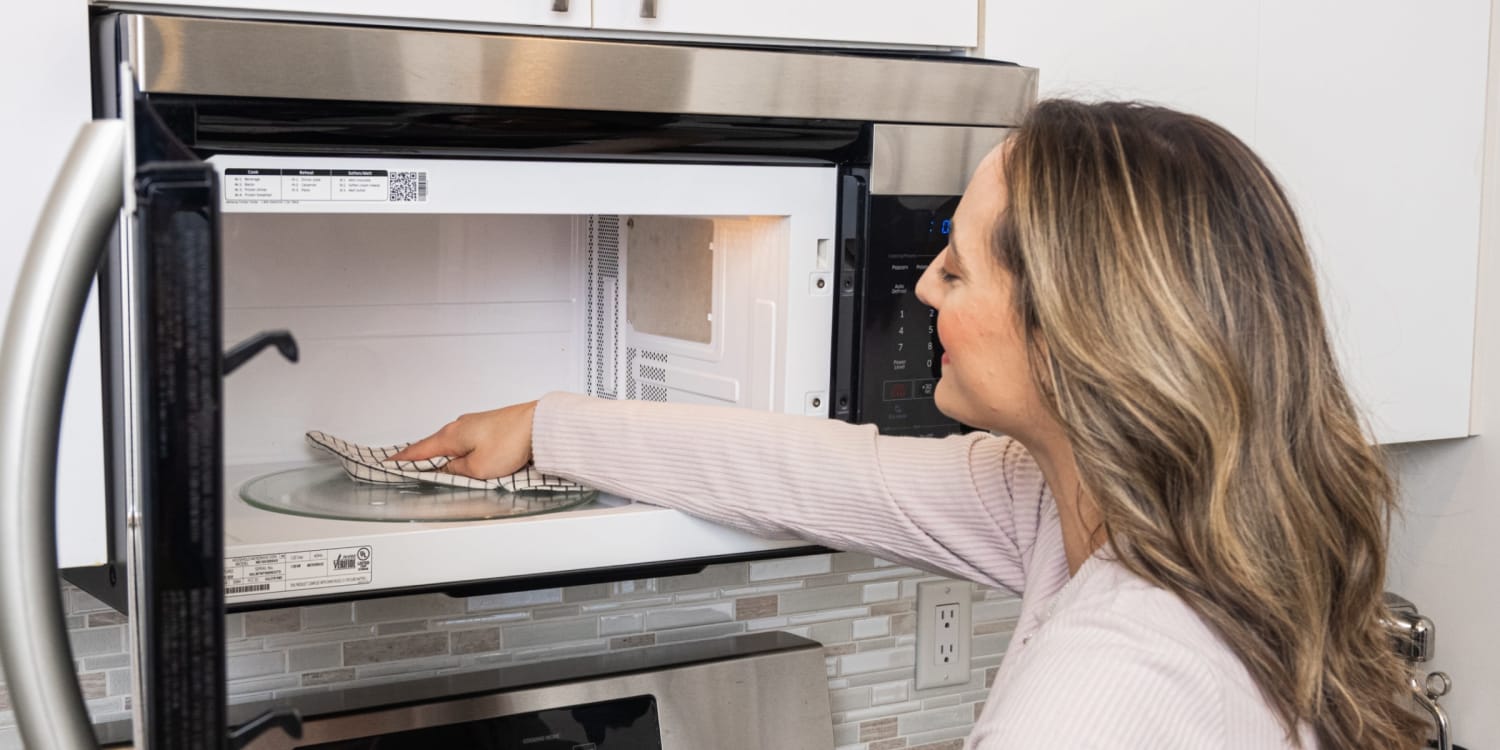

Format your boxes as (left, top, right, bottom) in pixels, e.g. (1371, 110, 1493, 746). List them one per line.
(985, 0, 1489, 443)
(594, 0, 979, 48)
(1254, 0, 1490, 443)
(104, 0, 592, 28)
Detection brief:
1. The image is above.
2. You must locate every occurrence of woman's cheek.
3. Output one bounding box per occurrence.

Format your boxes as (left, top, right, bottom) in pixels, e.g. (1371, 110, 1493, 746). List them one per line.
(936, 307, 964, 364)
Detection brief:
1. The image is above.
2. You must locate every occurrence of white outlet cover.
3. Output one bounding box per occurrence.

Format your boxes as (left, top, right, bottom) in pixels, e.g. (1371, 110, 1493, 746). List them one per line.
(915, 579, 973, 690)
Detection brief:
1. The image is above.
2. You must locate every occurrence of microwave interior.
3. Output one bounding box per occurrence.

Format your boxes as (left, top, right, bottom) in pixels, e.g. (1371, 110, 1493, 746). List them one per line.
(214, 156, 837, 527)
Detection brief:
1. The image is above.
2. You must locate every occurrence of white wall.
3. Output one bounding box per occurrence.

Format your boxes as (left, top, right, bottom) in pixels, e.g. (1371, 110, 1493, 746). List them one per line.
(1, 6, 108, 567)
(1385, 3, 1500, 746)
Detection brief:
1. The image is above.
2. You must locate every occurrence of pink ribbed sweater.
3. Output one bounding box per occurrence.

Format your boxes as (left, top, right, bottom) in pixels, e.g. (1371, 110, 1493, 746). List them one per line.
(533, 392, 1316, 749)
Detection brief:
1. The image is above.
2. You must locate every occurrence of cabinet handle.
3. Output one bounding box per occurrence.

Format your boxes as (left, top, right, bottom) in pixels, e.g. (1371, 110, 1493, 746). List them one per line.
(641, 0, 657, 19)
(552, 0, 568, 11)
(0, 119, 124, 750)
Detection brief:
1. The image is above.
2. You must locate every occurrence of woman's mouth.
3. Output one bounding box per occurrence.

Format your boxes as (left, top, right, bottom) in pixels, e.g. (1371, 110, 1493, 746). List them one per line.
(941, 353, 951, 365)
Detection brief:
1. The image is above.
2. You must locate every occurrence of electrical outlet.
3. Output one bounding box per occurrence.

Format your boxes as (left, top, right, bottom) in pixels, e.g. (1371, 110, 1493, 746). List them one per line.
(915, 579, 972, 689)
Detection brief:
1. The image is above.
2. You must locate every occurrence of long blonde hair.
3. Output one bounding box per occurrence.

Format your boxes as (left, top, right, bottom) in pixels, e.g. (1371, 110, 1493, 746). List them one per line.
(996, 100, 1425, 748)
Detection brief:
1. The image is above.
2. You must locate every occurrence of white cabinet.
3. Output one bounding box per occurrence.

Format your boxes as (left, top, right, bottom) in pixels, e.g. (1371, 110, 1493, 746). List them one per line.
(97, 0, 593, 29)
(593, 0, 979, 48)
(984, 0, 1492, 443)
(98, 1, 978, 48)
(1253, 0, 1490, 444)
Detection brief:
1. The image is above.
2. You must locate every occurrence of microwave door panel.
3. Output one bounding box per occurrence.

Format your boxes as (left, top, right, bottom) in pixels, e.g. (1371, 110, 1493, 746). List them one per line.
(126, 100, 230, 747)
(208, 156, 835, 606)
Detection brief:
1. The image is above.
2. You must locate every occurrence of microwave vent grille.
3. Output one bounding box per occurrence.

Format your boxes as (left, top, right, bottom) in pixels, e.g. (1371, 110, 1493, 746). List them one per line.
(587, 215, 622, 399)
(639, 350, 669, 402)
(626, 347, 638, 400)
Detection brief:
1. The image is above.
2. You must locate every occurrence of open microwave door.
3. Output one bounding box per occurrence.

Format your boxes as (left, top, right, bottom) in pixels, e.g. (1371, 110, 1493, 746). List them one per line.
(124, 93, 231, 749)
(0, 72, 232, 747)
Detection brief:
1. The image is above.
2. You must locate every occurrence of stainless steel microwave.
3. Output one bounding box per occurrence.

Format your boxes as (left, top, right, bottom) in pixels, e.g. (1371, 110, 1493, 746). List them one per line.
(0, 13, 1034, 748)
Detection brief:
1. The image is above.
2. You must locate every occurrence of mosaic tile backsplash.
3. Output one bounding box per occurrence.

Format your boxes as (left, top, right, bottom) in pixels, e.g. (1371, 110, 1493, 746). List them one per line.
(0, 552, 1022, 750)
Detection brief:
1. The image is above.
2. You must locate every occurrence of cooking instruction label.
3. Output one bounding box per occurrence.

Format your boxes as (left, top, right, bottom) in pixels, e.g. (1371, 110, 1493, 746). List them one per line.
(222, 168, 427, 204)
(225, 545, 373, 598)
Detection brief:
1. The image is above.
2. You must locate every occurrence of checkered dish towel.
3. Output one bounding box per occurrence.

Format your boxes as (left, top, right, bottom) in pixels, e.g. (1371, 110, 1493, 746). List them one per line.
(306, 431, 587, 493)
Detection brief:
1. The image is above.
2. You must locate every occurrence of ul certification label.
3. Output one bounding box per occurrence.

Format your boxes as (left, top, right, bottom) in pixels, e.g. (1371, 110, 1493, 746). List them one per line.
(225, 546, 373, 598)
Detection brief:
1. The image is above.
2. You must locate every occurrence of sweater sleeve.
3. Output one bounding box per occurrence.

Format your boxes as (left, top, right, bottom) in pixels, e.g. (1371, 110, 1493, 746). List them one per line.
(531, 391, 1049, 593)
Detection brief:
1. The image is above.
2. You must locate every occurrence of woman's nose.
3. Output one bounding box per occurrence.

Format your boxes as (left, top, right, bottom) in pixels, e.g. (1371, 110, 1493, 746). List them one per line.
(915, 251, 943, 308)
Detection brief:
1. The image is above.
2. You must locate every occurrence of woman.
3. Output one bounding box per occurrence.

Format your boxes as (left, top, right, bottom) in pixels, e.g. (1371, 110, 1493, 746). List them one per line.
(394, 100, 1427, 748)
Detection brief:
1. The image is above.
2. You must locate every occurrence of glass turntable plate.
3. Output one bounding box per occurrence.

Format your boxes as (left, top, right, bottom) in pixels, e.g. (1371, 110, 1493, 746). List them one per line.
(240, 465, 598, 522)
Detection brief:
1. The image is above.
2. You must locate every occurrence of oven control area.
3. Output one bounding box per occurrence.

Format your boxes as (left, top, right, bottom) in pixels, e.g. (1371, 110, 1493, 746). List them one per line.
(858, 196, 963, 437)
(301, 695, 662, 749)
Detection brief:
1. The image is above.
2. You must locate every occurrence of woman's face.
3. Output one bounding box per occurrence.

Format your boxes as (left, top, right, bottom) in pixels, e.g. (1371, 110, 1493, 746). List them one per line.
(915, 146, 1056, 441)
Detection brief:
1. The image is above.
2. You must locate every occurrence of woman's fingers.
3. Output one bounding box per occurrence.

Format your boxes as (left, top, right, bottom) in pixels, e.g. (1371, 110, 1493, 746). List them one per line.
(386, 401, 539, 480)
(390, 427, 461, 462)
(442, 454, 474, 478)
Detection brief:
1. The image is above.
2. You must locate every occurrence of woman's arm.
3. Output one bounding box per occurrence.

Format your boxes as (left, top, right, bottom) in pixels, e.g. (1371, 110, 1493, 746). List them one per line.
(532, 392, 1049, 593)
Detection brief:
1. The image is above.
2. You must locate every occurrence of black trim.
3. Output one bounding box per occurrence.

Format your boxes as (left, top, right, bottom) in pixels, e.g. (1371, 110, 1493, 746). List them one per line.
(143, 94, 871, 167)
(831, 167, 870, 424)
(60, 564, 125, 614)
(135, 93, 226, 748)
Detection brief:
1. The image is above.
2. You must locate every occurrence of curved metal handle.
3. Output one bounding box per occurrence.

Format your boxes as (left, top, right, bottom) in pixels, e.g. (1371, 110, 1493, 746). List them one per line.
(0, 120, 125, 750)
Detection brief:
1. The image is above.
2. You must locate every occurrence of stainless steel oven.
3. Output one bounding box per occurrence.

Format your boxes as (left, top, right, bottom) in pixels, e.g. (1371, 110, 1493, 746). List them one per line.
(0, 13, 1033, 748)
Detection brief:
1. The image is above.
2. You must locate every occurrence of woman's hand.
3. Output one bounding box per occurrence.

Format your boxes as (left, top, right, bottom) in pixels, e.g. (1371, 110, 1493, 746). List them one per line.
(389, 401, 538, 479)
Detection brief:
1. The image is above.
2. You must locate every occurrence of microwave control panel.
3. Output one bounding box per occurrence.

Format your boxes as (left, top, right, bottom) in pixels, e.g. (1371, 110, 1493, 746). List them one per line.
(858, 196, 963, 437)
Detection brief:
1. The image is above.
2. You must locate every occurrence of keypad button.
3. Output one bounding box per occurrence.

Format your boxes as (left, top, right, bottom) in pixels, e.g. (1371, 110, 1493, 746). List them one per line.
(884, 380, 914, 401)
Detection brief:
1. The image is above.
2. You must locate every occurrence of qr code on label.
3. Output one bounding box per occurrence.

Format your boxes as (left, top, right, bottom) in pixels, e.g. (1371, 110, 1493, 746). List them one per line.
(389, 171, 427, 202)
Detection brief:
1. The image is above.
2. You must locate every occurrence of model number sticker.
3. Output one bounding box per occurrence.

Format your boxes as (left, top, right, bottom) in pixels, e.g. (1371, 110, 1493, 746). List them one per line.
(222, 168, 427, 204)
(224, 545, 373, 598)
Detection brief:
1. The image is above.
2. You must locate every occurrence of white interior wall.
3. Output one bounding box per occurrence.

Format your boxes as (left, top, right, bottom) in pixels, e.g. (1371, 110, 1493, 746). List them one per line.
(1385, 2, 1500, 746)
(221, 213, 585, 464)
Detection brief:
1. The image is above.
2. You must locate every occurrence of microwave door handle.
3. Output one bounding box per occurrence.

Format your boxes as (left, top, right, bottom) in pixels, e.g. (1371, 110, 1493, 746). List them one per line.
(0, 119, 125, 750)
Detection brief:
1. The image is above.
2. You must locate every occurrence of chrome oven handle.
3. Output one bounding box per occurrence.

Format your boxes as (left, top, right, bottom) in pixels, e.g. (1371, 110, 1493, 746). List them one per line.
(0, 119, 125, 750)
